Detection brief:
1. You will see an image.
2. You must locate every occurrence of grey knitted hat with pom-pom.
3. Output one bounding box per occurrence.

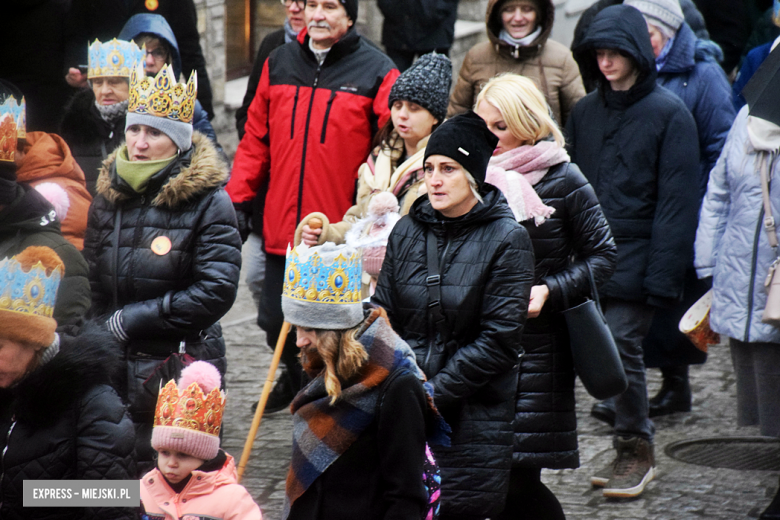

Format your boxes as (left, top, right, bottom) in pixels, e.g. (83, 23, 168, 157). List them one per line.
(388, 52, 452, 123)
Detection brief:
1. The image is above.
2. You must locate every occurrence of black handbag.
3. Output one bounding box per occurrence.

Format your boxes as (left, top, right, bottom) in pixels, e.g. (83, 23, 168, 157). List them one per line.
(561, 264, 627, 400)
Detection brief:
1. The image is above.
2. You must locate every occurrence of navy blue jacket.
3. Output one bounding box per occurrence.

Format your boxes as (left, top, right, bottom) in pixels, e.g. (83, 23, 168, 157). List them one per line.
(656, 23, 735, 196)
(568, 5, 700, 306)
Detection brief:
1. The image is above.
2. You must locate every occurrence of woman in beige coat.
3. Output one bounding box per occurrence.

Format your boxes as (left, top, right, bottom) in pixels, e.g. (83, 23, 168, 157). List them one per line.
(448, 0, 585, 127)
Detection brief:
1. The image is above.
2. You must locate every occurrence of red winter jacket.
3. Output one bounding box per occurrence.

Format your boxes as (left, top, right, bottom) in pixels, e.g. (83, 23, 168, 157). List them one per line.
(227, 28, 399, 255)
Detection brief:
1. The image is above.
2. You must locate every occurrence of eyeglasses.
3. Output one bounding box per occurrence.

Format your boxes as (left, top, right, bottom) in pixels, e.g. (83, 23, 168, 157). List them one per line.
(145, 48, 167, 61)
(280, 0, 305, 7)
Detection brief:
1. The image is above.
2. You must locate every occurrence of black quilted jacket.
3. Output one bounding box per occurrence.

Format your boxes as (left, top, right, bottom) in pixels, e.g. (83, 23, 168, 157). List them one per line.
(0, 327, 136, 520)
(82, 132, 242, 468)
(372, 184, 534, 518)
(514, 161, 616, 470)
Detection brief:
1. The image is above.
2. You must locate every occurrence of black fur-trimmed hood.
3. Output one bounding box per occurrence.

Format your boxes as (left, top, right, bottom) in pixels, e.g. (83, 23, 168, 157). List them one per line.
(59, 88, 125, 146)
(0, 323, 123, 428)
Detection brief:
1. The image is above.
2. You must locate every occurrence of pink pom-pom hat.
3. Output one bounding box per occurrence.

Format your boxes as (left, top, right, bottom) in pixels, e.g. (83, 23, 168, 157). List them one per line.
(151, 361, 224, 461)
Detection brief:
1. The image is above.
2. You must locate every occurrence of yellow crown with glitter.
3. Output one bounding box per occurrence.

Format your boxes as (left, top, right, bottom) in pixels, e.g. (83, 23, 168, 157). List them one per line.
(128, 64, 197, 124)
(88, 38, 145, 79)
(153, 379, 226, 437)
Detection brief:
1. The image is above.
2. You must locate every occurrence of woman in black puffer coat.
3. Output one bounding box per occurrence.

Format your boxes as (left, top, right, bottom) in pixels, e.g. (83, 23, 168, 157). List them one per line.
(0, 247, 135, 520)
(372, 112, 535, 520)
(82, 66, 242, 474)
(475, 74, 616, 520)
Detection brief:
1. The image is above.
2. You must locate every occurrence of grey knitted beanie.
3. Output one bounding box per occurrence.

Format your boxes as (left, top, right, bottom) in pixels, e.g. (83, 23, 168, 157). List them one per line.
(388, 52, 452, 123)
(625, 0, 684, 33)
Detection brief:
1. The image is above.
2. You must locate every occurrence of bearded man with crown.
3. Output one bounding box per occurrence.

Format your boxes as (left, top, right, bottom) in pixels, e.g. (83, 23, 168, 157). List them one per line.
(82, 63, 241, 474)
(0, 81, 91, 335)
(0, 245, 137, 520)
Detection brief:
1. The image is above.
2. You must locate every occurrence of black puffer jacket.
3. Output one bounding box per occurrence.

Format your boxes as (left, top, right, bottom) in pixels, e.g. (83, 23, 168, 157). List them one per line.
(372, 184, 534, 518)
(514, 161, 616, 470)
(567, 4, 700, 306)
(0, 326, 136, 520)
(82, 132, 242, 467)
(59, 88, 126, 196)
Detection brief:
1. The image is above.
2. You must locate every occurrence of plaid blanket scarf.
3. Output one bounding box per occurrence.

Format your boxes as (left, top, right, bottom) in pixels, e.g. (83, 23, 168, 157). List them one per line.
(282, 307, 443, 518)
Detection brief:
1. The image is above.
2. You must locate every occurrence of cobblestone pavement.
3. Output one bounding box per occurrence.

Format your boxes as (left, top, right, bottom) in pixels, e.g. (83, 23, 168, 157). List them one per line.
(219, 261, 779, 519)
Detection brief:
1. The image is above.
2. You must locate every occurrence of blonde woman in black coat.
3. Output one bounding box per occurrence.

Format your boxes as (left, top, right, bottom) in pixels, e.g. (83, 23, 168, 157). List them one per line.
(372, 111, 535, 520)
(475, 73, 616, 520)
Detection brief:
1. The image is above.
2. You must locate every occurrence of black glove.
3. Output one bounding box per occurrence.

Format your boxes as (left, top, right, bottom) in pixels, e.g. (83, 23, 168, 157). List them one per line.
(233, 202, 252, 243)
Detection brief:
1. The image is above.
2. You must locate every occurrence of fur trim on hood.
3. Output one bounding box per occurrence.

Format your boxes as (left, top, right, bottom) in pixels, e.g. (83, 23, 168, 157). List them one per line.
(486, 0, 554, 60)
(0, 323, 123, 428)
(95, 131, 228, 208)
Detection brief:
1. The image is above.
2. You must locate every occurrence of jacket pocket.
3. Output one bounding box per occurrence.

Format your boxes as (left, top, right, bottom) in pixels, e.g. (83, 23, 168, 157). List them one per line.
(291, 86, 300, 139)
(320, 90, 338, 143)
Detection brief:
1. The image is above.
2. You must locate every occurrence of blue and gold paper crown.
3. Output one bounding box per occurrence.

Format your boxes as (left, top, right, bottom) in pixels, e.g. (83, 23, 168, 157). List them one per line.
(128, 64, 197, 124)
(8, 96, 25, 140)
(0, 95, 20, 162)
(283, 245, 362, 305)
(88, 38, 145, 79)
(282, 244, 364, 329)
(0, 255, 61, 320)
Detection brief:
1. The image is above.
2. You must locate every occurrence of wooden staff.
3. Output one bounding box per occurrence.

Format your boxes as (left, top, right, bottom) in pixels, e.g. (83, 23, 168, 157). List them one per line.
(236, 217, 323, 482)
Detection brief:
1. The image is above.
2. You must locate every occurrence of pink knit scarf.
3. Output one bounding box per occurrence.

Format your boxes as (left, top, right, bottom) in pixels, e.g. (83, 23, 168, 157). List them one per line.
(486, 141, 570, 225)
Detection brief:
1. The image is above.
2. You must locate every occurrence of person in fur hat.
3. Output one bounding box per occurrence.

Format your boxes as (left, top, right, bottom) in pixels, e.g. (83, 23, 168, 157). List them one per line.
(0, 246, 136, 520)
(140, 361, 263, 520)
(281, 242, 449, 520)
(82, 63, 242, 474)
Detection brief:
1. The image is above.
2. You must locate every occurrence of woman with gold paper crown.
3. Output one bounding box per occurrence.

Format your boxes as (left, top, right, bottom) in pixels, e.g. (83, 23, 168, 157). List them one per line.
(0, 246, 136, 520)
(280, 242, 449, 520)
(60, 38, 145, 196)
(82, 63, 242, 474)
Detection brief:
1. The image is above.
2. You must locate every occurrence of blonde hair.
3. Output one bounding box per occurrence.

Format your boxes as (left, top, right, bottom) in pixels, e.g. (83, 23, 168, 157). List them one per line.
(475, 73, 565, 148)
(314, 327, 369, 404)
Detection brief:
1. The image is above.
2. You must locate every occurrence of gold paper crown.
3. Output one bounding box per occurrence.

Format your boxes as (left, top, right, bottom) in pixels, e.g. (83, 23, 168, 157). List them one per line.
(153, 379, 225, 437)
(0, 95, 19, 162)
(128, 64, 197, 124)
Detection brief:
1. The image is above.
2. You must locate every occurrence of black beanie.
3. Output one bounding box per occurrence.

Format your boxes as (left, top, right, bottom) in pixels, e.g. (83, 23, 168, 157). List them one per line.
(423, 111, 498, 187)
(339, 0, 358, 22)
(388, 52, 452, 123)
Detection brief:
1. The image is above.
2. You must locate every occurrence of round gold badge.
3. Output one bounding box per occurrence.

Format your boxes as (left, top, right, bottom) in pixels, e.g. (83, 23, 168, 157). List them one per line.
(145, 0, 159, 10)
(151, 236, 172, 256)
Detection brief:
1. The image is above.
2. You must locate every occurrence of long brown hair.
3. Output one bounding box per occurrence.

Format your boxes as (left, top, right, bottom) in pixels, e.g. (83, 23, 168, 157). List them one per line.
(313, 327, 368, 404)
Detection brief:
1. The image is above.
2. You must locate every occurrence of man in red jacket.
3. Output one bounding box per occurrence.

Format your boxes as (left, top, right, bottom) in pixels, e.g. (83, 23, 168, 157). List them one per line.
(227, 0, 399, 412)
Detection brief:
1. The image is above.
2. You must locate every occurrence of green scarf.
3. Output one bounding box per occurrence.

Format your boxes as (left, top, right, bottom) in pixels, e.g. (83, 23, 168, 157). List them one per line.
(115, 146, 177, 193)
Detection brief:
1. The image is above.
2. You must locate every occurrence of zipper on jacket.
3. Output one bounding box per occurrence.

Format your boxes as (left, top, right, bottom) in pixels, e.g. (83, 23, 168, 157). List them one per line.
(296, 64, 323, 225)
(291, 86, 300, 139)
(745, 206, 765, 342)
(1, 418, 17, 501)
(111, 206, 123, 309)
(319, 90, 338, 144)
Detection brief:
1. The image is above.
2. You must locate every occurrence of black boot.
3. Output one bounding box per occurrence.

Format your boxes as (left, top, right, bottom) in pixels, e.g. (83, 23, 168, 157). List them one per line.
(649, 365, 691, 417)
(760, 475, 780, 519)
(591, 400, 616, 427)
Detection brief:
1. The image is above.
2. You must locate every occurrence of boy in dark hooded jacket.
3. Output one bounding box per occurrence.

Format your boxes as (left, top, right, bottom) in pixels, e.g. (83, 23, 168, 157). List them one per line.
(566, 4, 700, 499)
